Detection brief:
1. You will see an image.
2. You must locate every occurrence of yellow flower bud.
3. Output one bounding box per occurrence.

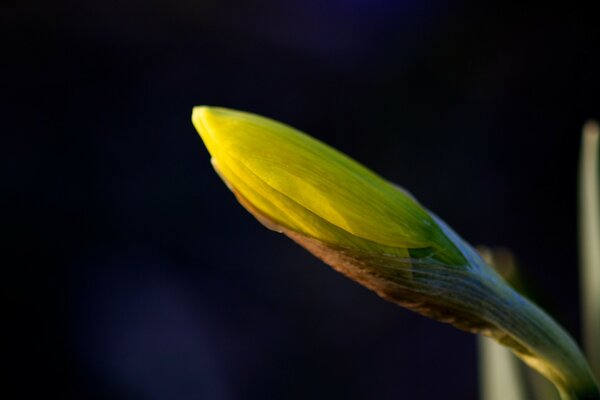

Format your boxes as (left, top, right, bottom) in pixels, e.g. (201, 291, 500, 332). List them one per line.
(192, 106, 464, 267)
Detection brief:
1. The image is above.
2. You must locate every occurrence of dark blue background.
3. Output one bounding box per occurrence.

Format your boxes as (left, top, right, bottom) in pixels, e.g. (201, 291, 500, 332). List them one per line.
(4, 1, 599, 399)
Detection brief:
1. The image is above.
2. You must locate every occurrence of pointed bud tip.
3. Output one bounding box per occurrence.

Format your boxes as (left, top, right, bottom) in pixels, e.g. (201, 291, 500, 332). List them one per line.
(191, 105, 211, 124)
(192, 105, 245, 156)
(191, 105, 210, 142)
(191, 105, 221, 141)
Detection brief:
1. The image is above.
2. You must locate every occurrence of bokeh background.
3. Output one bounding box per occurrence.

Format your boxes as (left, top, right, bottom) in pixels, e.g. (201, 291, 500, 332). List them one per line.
(4, 1, 600, 399)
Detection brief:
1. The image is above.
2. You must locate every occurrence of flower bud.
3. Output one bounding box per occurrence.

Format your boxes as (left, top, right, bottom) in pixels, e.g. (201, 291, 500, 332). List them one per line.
(192, 106, 464, 267)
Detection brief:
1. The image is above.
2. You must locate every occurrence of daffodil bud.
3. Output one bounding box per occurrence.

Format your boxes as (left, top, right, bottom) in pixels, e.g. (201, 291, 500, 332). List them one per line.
(192, 106, 464, 266)
(192, 106, 599, 400)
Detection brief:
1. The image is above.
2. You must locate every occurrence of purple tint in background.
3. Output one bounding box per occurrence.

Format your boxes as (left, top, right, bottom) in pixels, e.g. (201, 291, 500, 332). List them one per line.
(71, 251, 231, 399)
(4, 0, 599, 399)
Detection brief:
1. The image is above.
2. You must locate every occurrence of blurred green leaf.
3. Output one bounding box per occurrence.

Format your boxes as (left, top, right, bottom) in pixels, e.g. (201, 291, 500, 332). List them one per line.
(579, 120, 600, 380)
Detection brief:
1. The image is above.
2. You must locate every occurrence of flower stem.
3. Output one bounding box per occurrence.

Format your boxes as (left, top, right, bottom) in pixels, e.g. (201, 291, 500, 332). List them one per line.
(481, 272, 599, 400)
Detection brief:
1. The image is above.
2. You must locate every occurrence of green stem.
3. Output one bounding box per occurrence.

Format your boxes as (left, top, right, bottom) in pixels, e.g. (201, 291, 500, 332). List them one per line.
(290, 223, 600, 399)
(480, 270, 599, 400)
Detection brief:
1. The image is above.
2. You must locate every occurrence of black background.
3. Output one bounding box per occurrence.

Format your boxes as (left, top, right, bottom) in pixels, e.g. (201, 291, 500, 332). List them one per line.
(4, 1, 599, 399)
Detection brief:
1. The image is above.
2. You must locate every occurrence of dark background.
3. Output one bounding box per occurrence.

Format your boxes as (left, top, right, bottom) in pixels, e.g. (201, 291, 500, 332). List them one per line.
(4, 1, 599, 399)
